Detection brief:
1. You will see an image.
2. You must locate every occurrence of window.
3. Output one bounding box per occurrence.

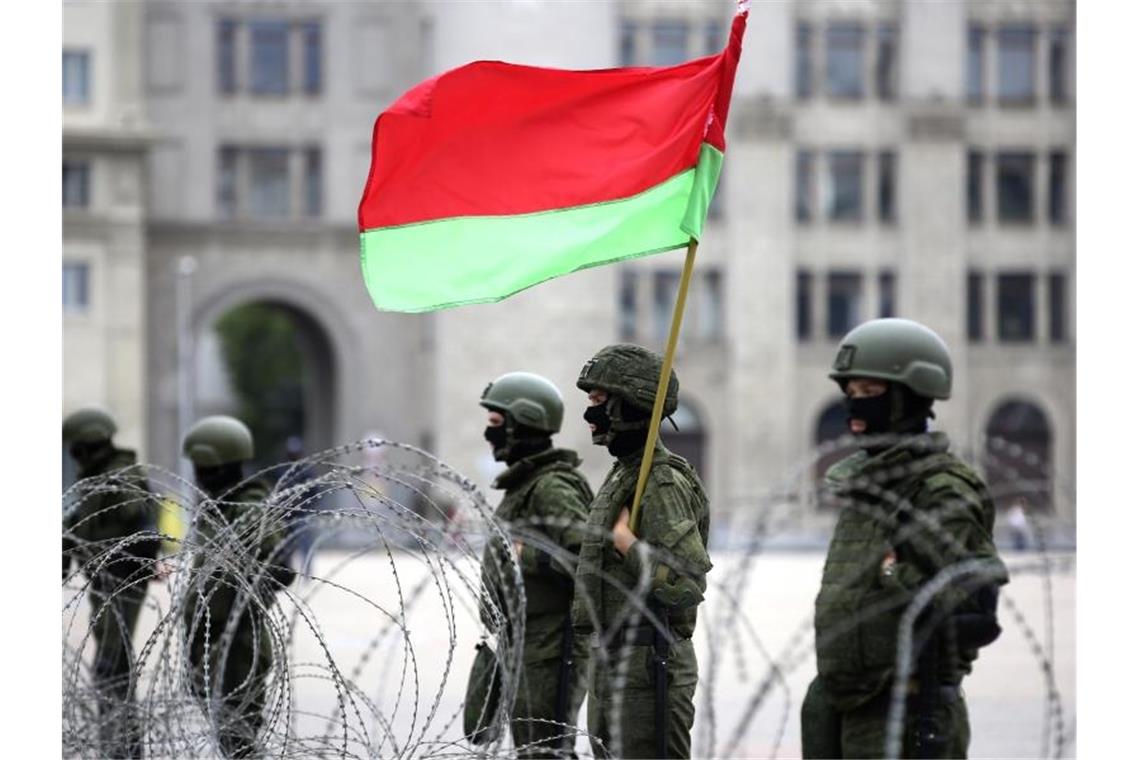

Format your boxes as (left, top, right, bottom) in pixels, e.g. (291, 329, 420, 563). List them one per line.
(827, 151, 863, 221)
(997, 25, 1036, 104)
(966, 25, 984, 103)
(874, 24, 898, 100)
(826, 23, 864, 99)
(967, 271, 984, 341)
(796, 270, 813, 340)
(217, 19, 323, 96)
(618, 269, 638, 340)
(967, 150, 984, 223)
(996, 152, 1034, 223)
(795, 23, 813, 99)
(628, 268, 723, 343)
(997, 273, 1035, 342)
(704, 20, 724, 55)
(651, 20, 689, 66)
(63, 50, 90, 105)
(302, 21, 322, 95)
(1049, 151, 1067, 225)
(653, 270, 681, 341)
(878, 151, 896, 223)
(619, 20, 637, 66)
(827, 272, 863, 337)
(1048, 28, 1070, 103)
(217, 147, 239, 218)
(795, 150, 815, 223)
(217, 145, 324, 220)
(218, 19, 238, 94)
(250, 20, 289, 95)
(304, 146, 323, 217)
(1049, 272, 1067, 342)
(248, 147, 291, 217)
(63, 262, 90, 311)
(696, 269, 724, 341)
(63, 161, 90, 209)
(878, 270, 896, 317)
(707, 177, 725, 221)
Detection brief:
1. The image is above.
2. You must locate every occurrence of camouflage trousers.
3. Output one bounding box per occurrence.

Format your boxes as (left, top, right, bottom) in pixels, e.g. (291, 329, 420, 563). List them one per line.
(801, 675, 970, 759)
(187, 618, 273, 759)
(511, 646, 589, 759)
(587, 638, 698, 759)
(89, 577, 147, 759)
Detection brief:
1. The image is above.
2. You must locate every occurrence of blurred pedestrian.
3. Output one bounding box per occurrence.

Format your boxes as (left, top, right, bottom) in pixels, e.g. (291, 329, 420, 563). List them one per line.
(802, 319, 1009, 759)
(181, 416, 296, 758)
(470, 372, 593, 757)
(573, 345, 712, 759)
(63, 406, 161, 759)
(1007, 497, 1031, 552)
(278, 435, 321, 577)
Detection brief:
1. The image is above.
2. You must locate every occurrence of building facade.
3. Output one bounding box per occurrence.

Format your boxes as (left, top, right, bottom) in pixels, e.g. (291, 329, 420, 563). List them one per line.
(64, 0, 1075, 531)
(63, 0, 151, 468)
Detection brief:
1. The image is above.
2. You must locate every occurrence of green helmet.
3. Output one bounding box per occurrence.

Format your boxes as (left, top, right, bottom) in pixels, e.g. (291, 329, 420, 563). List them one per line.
(181, 415, 255, 466)
(577, 343, 679, 416)
(828, 318, 952, 400)
(62, 406, 117, 444)
(480, 372, 564, 433)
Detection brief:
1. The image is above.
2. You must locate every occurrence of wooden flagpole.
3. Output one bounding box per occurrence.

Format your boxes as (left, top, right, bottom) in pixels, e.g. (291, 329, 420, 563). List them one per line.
(628, 237, 699, 533)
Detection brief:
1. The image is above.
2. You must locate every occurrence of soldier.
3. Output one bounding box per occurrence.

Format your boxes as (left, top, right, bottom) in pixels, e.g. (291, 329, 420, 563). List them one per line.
(477, 372, 594, 758)
(63, 406, 160, 759)
(801, 318, 1009, 759)
(180, 416, 296, 758)
(572, 344, 712, 759)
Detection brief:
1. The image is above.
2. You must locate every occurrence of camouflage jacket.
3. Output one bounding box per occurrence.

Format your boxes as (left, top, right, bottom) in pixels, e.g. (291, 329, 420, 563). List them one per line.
(480, 447, 592, 663)
(62, 448, 159, 582)
(183, 479, 297, 639)
(571, 441, 712, 640)
(814, 432, 1010, 711)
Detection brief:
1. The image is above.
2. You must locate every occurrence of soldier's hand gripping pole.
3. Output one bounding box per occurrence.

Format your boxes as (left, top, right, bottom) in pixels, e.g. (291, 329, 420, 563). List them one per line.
(629, 237, 698, 533)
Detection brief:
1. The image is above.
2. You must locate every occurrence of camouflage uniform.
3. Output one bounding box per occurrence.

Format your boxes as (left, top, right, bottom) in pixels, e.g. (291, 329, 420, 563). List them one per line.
(180, 415, 296, 758)
(573, 344, 712, 760)
(480, 447, 594, 758)
(63, 441, 159, 759)
(802, 320, 1009, 759)
(183, 478, 296, 759)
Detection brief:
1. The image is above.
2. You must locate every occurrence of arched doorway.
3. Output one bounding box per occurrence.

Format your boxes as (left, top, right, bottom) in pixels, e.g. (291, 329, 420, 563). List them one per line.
(660, 399, 706, 482)
(814, 398, 855, 488)
(985, 399, 1053, 511)
(199, 300, 336, 468)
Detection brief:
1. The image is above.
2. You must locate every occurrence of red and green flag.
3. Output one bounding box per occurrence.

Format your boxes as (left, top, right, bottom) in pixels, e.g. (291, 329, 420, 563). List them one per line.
(358, 5, 748, 312)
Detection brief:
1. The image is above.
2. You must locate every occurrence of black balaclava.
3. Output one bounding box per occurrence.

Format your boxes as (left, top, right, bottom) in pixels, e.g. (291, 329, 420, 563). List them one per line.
(70, 438, 115, 472)
(584, 395, 652, 458)
(484, 416, 552, 464)
(194, 462, 245, 496)
(843, 381, 934, 446)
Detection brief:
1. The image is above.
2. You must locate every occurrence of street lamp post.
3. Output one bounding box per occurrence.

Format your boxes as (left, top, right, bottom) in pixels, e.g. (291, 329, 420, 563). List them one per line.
(175, 255, 198, 488)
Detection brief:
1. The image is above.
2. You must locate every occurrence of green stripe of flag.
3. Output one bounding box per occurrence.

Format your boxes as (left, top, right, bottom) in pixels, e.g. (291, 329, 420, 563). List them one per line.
(360, 143, 724, 312)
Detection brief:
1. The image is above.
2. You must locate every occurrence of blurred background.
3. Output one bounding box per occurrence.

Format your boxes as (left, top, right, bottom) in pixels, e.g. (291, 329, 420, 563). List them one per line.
(62, 0, 1075, 546)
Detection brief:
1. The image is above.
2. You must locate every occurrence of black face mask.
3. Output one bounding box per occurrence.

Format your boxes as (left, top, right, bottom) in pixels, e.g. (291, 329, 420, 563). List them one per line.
(844, 383, 934, 441)
(195, 462, 244, 495)
(70, 439, 113, 470)
(583, 403, 611, 444)
(844, 393, 894, 436)
(484, 424, 508, 457)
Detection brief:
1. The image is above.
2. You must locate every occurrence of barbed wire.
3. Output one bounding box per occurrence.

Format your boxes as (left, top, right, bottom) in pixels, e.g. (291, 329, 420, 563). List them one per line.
(63, 434, 1073, 758)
